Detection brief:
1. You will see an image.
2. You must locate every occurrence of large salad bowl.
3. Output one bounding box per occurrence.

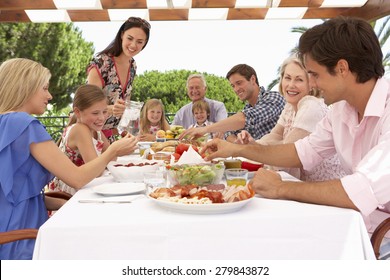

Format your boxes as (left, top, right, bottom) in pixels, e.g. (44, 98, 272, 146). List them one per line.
(166, 161, 225, 186)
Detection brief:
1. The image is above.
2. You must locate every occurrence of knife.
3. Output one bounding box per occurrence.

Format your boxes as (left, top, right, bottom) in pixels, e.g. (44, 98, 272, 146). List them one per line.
(78, 199, 132, 203)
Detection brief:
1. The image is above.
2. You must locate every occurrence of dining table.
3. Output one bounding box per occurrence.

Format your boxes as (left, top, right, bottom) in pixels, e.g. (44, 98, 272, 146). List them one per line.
(32, 155, 375, 260)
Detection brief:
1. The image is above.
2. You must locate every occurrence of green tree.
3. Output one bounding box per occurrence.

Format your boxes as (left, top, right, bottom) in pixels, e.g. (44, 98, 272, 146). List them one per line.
(267, 16, 390, 90)
(0, 23, 94, 109)
(373, 16, 390, 73)
(132, 70, 243, 118)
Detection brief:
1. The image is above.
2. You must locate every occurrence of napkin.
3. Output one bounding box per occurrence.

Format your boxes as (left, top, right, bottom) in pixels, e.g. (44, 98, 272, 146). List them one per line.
(176, 145, 205, 164)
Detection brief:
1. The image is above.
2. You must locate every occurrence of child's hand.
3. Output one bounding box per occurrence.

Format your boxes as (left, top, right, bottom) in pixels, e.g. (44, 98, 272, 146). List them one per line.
(111, 133, 138, 156)
(138, 134, 156, 142)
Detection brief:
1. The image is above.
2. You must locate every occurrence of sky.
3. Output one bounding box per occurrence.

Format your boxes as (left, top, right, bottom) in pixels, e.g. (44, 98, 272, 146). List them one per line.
(74, 19, 323, 89)
(74, 18, 389, 89)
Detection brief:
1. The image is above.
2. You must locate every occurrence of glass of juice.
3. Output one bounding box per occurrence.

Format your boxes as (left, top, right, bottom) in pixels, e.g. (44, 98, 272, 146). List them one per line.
(139, 144, 150, 157)
(225, 168, 248, 187)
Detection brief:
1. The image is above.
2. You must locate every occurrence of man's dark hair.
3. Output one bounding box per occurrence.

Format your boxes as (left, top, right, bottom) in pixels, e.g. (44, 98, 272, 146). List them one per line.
(298, 16, 384, 83)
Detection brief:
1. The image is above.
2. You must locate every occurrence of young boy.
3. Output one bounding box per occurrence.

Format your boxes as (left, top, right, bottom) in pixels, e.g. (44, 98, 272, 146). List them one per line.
(189, 100, 213, 128)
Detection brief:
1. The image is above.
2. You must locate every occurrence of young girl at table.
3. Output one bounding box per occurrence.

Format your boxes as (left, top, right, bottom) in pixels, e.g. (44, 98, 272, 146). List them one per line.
(138, 99, 170, 141)
(0, 58, 138, 260)
(48, 84, 112, 196)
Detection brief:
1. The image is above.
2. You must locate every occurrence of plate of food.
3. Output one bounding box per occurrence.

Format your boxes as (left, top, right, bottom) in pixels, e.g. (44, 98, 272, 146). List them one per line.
(150, 196, 254, 214)
(148, 184, 255, 214)
(93, 182, 145, 196)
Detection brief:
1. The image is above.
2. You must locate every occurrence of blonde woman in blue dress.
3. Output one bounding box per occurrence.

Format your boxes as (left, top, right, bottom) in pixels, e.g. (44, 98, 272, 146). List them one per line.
(0, 58, 137, 259)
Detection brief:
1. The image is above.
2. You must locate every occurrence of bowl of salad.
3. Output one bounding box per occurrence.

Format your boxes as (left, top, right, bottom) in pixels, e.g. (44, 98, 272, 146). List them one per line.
(166, 161, 225, 186)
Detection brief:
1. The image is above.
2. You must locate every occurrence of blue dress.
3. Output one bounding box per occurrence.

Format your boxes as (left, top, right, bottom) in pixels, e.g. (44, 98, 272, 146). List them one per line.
(0, 112, 54, 260)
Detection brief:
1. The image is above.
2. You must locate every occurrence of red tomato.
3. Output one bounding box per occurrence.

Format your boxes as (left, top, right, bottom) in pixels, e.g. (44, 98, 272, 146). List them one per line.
(175, 143, 189, 155)
(172, 153, 181, 161)
(176, 143, 199, 155)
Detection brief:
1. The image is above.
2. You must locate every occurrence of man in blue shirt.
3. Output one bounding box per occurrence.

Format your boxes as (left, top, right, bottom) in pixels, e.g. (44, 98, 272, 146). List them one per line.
(172, 73, 228, 129)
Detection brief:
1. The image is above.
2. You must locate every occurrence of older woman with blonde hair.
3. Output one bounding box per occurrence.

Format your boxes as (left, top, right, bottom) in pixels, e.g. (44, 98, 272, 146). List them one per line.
(0, 58, 138, 260)
(237, 55, 345, 181)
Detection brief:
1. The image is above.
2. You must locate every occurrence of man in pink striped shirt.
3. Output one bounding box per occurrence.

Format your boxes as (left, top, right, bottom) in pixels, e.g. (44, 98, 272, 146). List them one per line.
(202, 17, 390, 258)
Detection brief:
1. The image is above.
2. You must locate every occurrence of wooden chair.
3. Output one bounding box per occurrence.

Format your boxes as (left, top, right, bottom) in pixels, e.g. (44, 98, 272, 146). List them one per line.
(0, 229, 38, 245)
(45, 190, 72, 200)
(371, 217, 390, 259)
(0, 191, 71, 245)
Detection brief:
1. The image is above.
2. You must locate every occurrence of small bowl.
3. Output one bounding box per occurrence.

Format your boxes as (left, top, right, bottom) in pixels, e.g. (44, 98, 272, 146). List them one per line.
(166, 161, 225, 186)
(107, 159, 160, 182)
(241, 161, 264, 172)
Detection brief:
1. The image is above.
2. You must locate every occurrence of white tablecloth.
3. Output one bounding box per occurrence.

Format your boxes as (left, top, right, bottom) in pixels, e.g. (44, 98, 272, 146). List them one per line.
(33, 172, 375, 260)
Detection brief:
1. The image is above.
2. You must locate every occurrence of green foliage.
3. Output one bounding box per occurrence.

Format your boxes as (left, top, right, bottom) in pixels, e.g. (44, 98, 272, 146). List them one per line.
(36, 106, 72, 141)
(268, 16, 390, 90)
(132, 69, 243, 117)
(373, 16, 390, 73)
(0, 23, 94, 110)
(40, 69, 242, 137)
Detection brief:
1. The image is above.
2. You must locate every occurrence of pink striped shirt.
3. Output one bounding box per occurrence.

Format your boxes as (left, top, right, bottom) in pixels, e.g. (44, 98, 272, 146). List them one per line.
(295, 77, 390, 234)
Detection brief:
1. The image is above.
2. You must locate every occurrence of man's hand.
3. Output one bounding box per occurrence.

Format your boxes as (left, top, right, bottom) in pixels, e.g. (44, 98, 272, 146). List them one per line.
(178, 126, 208, 140)
(200, 138, 238, 161)
(235, 130, 255, 144)
(249, 169, 283, 199)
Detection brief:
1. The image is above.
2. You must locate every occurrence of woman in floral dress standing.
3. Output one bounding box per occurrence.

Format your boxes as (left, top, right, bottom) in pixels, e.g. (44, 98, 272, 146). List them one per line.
(87, 17, 151, 142)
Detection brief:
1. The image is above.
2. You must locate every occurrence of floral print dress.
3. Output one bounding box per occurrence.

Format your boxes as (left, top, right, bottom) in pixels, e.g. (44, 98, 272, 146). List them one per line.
(149, 125, 161, 135)
(48, 125, 104, 195)
(87, 53, 137, 141)
(277, 96, 346, 181)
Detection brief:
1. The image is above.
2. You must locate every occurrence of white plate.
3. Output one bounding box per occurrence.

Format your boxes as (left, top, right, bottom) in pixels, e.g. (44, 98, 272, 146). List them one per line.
(148, 196, 254, 214)
(93, 183, 145, 196)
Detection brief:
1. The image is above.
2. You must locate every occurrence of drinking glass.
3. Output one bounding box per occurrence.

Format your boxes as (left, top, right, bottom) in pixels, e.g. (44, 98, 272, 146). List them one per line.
(117, 100, 143, 136)
(144, 171, 166, 195)
(225, 168, 248, 187)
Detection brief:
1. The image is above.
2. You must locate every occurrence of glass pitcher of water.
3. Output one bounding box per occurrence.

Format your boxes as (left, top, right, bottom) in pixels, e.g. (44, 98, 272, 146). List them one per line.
(117, 100, 144, 136)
